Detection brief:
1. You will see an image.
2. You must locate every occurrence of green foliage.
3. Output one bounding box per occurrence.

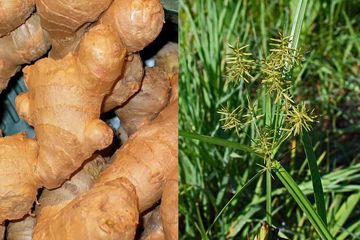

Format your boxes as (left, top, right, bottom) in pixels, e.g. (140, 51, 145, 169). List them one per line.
(179, 0, 360, 239)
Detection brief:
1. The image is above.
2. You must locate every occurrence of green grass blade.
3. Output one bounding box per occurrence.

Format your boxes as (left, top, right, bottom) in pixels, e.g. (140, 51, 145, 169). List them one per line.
(301, 131, 327, 225)
(274, 161, 333, 240)
(289, 0, 309, 50)
(266, 169, 272, 227)
(331, 192, 360, 236)
(179, 130, 261, 156)
(206, 170, 264, 234)
(337, 220, 360, 240)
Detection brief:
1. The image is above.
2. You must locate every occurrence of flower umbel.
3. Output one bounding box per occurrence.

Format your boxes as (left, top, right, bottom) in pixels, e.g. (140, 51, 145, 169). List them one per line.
(283, 103, 316, 137)
(225, 42, 254, 84)
(218, 105, 243, 135)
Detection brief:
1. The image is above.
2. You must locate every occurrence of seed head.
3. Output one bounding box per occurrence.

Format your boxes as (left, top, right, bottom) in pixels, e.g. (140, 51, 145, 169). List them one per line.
(283, 103, 316, 137)
(225, 42, 254, 84)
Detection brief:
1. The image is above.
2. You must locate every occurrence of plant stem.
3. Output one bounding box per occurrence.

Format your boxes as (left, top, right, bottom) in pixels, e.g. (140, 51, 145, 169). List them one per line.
(266, 167, 272, 227)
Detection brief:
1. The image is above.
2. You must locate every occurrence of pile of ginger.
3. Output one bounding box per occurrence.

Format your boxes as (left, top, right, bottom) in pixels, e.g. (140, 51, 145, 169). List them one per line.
(0, 0, 178, 239)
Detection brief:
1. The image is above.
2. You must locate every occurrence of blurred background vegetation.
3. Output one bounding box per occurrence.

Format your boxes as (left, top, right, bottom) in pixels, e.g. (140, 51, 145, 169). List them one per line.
(179, 0, 360, 239)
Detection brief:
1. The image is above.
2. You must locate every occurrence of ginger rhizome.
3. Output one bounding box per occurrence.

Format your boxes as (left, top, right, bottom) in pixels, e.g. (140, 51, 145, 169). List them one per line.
(35, 0, 113, 58)
(141, 207, 165, 240)
(155, 42, 179, 75)
(0, 0, 35, 37)
(99, 0, 165, 53)
(0, 133, 39, 222)
(35, 0, 165, 58)
(0, 24, 125, 223)
(16, 24, 125, 189)
(103, 54, 144, 113)
(160, 171, 178, 240)
(115, 67, 171, 135)
(32, 99, 178, 239)
(7, 155, 107, 240)
(0, 14, 50, 91)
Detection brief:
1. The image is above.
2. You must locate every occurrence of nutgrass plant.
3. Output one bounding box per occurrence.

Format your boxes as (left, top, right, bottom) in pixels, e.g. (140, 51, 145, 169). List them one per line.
(179, 0, 360, 239)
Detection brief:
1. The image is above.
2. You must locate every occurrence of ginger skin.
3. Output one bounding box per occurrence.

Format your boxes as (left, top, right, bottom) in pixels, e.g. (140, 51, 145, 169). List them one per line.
(160, 171, 178, 240)
(0, 133, 39, 222)
(35, 0, 113, 58)
(0, 0, 35, 37)
(141, 207, 165, 240)
(99, 0, 165, 53)
(32, 99, 178, 239)
(0, 24, 126, 224)
(35, 0, 164, 58)
(115, 67, 171, 135)
(102, 54, 144, 112)
(6, 155, 107, 240)
(0, 14, 50, 92)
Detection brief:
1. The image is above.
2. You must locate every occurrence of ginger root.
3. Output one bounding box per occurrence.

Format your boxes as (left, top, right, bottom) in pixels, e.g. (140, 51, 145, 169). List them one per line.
(102, 54, 144, 112)
(0, 133, 39, 222)
(16, 24, 125, 189)
(0, 0, 35, 37)
(7, 155, 107, 240)
(115, 67, 171, 135)
(6, 215, 35, 240)
(32, 99, 178, 239)
(33, 178, 139, 240)
(155, 42, 179, 74)
(35, 0, 112, 58)
(99, 0, 165, 53)
(0, 24, 125, 223)
(141, 207, 165, 240)
(0, 14, 50, 92)
(160, 172, 178, 239)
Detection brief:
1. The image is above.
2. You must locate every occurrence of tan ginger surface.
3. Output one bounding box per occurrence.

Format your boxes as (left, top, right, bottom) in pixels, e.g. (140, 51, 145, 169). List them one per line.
(155, 42, 179, 74)
(7, 215, 35, 240)
(99, 0, 164, 53)
(16, 24, 126, 189)
(160, 170, 178, 240)
(0, 133, 39, 222)
(36, 0, 164, 58)
(141, 207, 165, 240)
(7, 155, 106, 240)
(103, 54, 144, 112)
(36, 0, 112, 58)
(33, 178, 139, 240)
(0, 25, 125, 223)
(0, 0, 35, 37)
(0, 14, 50, 92)
(115, 67, 171, 135)
(32, 99, 178, 239)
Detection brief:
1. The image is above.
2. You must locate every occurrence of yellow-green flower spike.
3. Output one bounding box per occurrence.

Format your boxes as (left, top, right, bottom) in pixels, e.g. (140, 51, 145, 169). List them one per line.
(225, 42, 254, 84)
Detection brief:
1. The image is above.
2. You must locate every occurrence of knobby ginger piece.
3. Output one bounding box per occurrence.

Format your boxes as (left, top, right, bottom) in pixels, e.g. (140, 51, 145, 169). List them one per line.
(0, 133, 39, 222)
(0, 25, 125, 223)
(6, 215, 35, 240)
(33, 100, 178, 239)
(36, 155, 106, 211)
(7, 155, 106, 239)
(169, 73, 178, 104)
(99, 0, 164, 53)
(160, 170, 178, 240)
(140, 207, 165, 240)
(102, 54, 144, 112)
(0, 224, 4, 239)
(35, 0, 113, 58)
(16, 24, 125, 189)
(33, 178, 139, 240)
(155, 42, 178, 74)
(0, 14, 50, 92)
(115, 67, 170, 135)
(99, 100, 178, 211)
(0, 0, 35, 37)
